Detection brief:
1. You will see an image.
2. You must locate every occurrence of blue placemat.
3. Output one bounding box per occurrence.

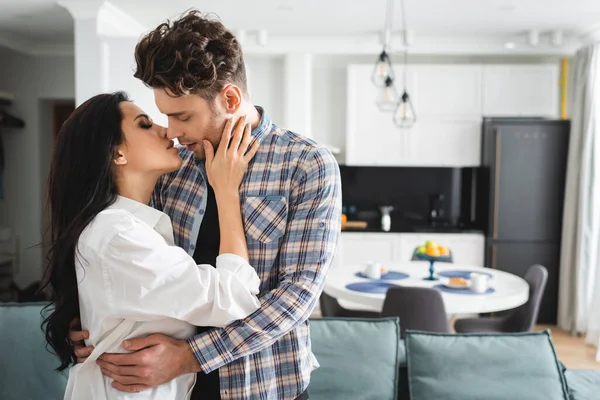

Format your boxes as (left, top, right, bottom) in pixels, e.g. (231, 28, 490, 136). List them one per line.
(437, 270, 493, 279)
(355, 271, 410, 280)
(434, 284, 495, 295)
(346, 282, 398, 294)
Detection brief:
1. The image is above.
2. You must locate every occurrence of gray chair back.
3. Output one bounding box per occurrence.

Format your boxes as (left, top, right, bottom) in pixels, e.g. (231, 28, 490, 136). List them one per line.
(319, 292, 344, 317)
(504, 264, 548, 332)
(380, 286, 450, 338)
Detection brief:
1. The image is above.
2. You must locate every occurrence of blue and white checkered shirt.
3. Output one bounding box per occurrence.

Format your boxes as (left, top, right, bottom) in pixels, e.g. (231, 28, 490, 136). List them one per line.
(151, 107, 342, 399)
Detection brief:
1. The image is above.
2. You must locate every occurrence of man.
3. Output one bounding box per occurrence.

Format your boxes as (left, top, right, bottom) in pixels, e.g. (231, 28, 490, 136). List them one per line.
(70, 9, 341, 400)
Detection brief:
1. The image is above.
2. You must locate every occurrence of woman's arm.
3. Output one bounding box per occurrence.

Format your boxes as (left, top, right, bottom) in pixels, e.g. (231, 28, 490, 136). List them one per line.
(103, 215, 261, 327)
(204, 115, 259, 262)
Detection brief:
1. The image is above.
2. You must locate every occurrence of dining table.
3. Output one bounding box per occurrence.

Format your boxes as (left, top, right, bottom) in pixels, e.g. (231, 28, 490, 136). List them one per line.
(323, 261, 529, 315)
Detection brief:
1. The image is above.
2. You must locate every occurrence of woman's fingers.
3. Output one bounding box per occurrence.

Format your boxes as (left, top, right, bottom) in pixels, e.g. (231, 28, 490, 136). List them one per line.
(243, 139, 260, 163)
(217, 117, 234, 157)
(229, 115, 247, 154)
(204, 141, 215, 167)
(238, 123, 253, 156)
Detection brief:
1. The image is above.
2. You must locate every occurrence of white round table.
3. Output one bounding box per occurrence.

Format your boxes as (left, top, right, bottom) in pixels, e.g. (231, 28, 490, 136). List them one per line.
(324, 262, 529, 315)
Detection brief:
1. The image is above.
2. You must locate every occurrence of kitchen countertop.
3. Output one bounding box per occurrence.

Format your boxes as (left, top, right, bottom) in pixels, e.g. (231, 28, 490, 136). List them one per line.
(341, 223, 485, 235)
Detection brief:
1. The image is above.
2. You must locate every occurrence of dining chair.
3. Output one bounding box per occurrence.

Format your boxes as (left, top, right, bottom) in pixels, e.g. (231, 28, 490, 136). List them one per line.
(380, 286, 451, 338)
(454, 264, 548, 333)
(319, 292, 380, 318)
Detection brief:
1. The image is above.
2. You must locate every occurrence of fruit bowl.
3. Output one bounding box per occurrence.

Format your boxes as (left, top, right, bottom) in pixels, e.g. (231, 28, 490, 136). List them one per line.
(412, 241, 452, 281)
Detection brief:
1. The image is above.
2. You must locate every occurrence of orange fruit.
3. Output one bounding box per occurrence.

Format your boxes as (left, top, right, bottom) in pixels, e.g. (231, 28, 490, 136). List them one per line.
(341, 214, 347, 225)
(438, 246, 450, 256)
(426, 247, 441, 257)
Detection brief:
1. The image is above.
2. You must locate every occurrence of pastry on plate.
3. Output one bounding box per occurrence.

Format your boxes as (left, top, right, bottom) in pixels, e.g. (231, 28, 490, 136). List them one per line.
(449, 277, 469, 287)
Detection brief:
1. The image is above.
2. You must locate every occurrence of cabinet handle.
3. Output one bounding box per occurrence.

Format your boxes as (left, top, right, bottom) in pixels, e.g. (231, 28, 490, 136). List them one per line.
(493, 129, 501, 239)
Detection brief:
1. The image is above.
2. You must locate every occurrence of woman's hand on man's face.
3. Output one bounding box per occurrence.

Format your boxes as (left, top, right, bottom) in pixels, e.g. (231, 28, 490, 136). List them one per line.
(204, 115, 259, 196)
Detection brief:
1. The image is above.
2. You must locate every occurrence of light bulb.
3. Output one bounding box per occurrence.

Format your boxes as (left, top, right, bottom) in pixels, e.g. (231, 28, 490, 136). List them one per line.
(393, 91, 416, 128)
(376, 77, 399, 112)
(371, 51, 395, 87)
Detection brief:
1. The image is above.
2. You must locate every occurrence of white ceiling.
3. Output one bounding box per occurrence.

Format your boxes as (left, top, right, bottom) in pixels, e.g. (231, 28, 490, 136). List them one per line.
(1, 0, 600, 52)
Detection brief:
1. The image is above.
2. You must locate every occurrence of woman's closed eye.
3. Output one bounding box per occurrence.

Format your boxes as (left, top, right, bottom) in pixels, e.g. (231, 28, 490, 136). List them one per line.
(139, 120, 153, 129)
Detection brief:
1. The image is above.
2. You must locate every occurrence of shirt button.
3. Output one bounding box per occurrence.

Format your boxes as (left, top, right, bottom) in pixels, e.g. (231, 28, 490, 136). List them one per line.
(319, 222, 325, 228)
(199, 210, 205, 215)
(190, 245, 196, 250)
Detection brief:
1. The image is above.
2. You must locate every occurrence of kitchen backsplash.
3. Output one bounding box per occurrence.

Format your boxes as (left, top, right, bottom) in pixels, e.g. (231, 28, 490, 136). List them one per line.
(340, 165, 480, 230)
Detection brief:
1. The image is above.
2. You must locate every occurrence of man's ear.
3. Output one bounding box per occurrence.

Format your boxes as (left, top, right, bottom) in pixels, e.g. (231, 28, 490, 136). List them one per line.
(221, 84, 243, 114)
(113, 149, 127, 166)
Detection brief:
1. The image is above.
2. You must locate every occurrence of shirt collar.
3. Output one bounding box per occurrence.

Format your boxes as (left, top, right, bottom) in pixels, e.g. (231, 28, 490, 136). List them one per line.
(252, 106, 272, 143)
(108, 195, 166, 230)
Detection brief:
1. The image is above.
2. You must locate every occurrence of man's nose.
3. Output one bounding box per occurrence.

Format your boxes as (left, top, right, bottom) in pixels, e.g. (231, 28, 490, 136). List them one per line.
(166, 128, 180, 140)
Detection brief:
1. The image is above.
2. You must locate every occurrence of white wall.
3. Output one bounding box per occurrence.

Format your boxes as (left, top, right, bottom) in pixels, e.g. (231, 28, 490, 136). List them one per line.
(0, 46, 75, 287)
(103, 37, 166, 126)
(245, 55, 284, 126)
(100, 40, 286, 129)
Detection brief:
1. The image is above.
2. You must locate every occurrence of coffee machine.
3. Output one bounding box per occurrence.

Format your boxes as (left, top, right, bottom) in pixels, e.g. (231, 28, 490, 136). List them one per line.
(427, 193, 446, 226)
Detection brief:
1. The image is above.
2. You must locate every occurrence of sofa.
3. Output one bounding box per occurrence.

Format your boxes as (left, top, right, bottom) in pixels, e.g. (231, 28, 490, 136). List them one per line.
(1, 302, 599, 400)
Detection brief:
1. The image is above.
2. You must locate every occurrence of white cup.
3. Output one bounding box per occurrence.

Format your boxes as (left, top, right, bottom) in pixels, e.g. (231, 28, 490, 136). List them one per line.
(470, 273, 489, 293)
(365, 262, 382, 280)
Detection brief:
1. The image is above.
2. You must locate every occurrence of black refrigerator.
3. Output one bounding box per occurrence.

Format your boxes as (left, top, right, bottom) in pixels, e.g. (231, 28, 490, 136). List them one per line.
(476, 118, 570, 324)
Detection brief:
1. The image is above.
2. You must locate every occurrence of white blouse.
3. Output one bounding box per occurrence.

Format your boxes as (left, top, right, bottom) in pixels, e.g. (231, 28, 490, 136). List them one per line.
(64, 196, 261, 400)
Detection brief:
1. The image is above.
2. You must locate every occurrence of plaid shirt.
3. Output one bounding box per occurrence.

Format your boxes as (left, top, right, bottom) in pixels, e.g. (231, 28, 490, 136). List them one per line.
(151, 108, 342, 399)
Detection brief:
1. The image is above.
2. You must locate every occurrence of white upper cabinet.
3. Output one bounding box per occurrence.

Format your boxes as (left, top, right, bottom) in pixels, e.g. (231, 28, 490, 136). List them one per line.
(345, 64, 415, 166)
(405, 120, 482, 167)
(345, 62, 560, 167)
(411, 64, 483, 120)
(482, 64, 559, 118)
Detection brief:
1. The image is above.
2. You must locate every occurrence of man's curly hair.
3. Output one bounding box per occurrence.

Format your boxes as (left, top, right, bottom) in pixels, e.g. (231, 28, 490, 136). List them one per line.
(134, 10, 248, 100)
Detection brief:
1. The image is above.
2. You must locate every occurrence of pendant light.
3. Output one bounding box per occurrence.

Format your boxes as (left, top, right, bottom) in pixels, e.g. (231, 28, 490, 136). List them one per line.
(393, 90, 416, 128)
(376, 76, 399, 112)
(393, 0, 416, 129)
(372, 0, 395, 87)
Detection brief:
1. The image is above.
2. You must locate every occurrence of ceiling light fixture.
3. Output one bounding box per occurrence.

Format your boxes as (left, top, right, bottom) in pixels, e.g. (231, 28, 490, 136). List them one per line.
(551, 30, 563, 46)
(528, 30, 539, 46)
(504, 42, 516, 49)
(393, 0, 416, 129)
(257, 29, 268, 46)
(372, 0, 395, 87)
(376, 76, 399, 112)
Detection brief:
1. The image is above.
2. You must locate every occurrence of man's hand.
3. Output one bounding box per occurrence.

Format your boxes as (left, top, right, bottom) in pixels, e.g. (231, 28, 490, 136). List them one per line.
(97, 334, 201, 393)
(69, 318, 93, 363)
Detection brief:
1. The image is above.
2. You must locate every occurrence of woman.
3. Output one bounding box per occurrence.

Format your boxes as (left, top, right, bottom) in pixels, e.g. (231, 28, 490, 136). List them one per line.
(41, 92, 260, 399)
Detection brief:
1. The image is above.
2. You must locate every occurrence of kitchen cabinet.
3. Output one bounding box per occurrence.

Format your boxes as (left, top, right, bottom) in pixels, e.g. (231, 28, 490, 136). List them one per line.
(332, 232, 396, 270)
(482, 64, 559, 118)
(345, 63, 560, 167)
(410, 65, 483, 120)
(346, 64, 482, 167)
(402, 120, 481, 166)
(334, 232, 485, 270)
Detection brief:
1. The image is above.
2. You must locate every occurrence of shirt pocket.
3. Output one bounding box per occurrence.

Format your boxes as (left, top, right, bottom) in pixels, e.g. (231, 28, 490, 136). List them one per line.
(242, 195, 288, 244)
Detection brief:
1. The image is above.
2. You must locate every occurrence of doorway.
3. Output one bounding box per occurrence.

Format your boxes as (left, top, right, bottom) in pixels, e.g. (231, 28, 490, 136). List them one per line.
(40, 100, 74, 265)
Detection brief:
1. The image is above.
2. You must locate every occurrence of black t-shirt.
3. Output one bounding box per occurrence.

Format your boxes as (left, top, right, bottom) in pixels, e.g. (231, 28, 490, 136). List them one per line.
(190, 183, 221, 400)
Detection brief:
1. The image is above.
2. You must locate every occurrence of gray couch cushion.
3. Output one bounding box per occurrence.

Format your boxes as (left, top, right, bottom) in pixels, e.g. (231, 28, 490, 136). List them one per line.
(565, 369, 600, 400)
(309, 317, 400, 400)
(405, 329, 569, 400)
(0, 302, 68, 400)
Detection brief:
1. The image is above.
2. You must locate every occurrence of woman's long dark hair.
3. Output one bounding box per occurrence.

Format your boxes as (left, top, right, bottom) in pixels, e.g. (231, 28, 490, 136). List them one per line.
(41, 92, 130, 371)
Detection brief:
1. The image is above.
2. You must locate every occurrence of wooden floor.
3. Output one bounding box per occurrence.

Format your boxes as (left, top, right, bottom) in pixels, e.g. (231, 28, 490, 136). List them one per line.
(536, 325, 600, 370)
